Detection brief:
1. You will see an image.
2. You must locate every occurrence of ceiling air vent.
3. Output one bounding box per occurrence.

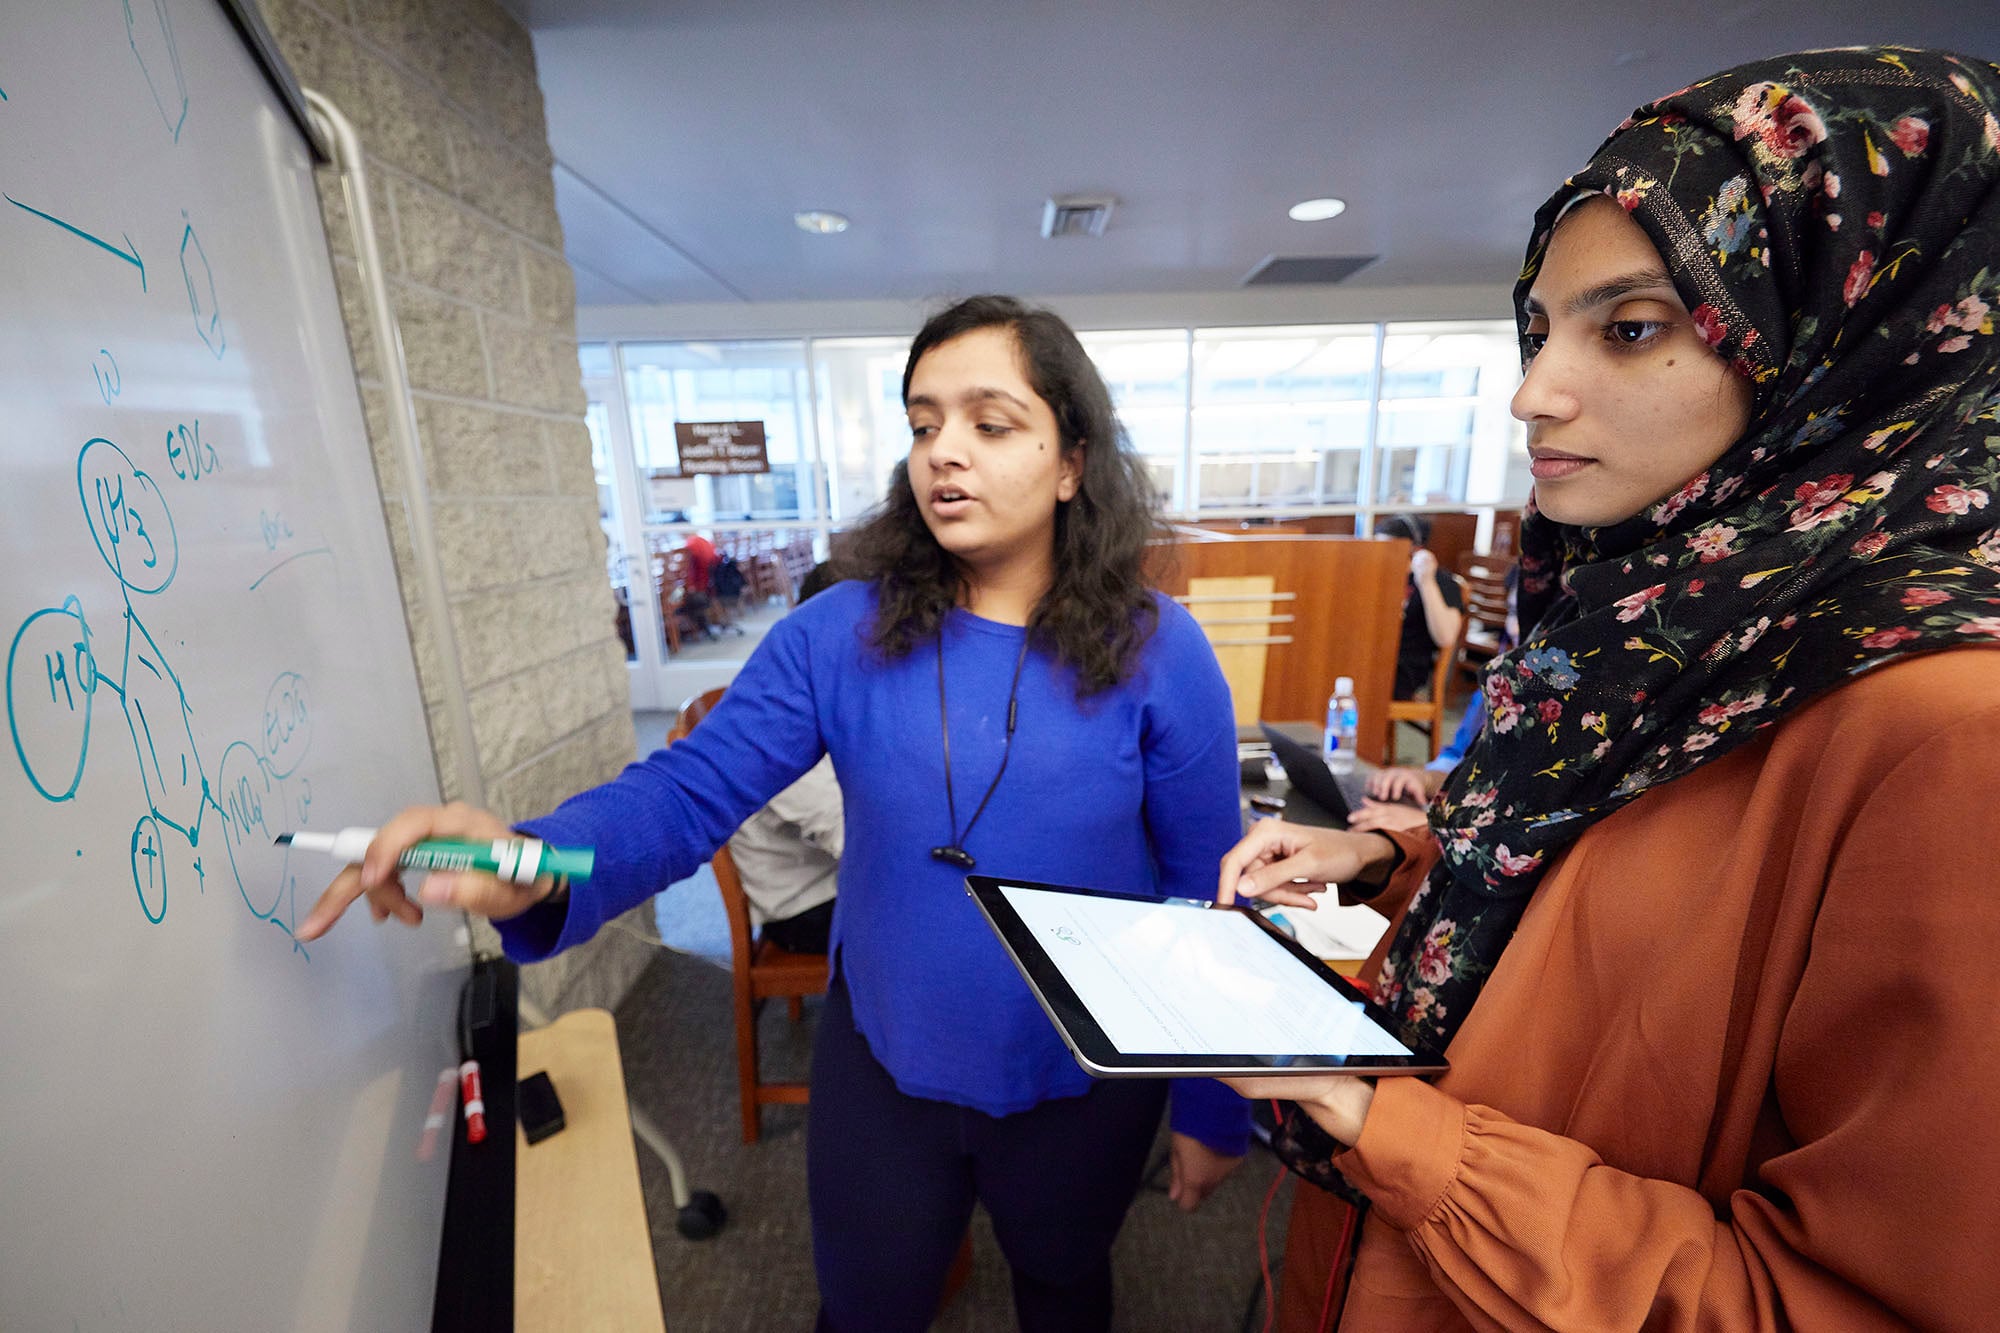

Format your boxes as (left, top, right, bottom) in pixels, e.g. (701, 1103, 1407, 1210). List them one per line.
(1041, 194, 1117, 238)
(1241, 254, 1378, 286)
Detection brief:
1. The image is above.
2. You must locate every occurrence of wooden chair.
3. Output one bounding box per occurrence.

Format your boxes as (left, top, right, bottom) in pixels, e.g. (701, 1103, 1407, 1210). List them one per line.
(748, 546, 788, 607)
(670, 688, 829, 1144)
(1455, 551, 1517, 691)
(1385, 573, 1469, 762)
(779, 532, 817, 606)
(650, 549, 694, 655)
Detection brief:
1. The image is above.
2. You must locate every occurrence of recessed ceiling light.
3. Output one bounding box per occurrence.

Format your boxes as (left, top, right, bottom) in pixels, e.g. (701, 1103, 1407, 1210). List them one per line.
(794, 210, 850, 234)
(1288, 197, 1347, 222)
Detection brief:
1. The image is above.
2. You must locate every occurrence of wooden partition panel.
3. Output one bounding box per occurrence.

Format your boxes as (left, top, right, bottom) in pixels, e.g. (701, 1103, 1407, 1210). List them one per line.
(1422, 512, 1479, 584)
(1293, 515, 1358, 536)
(1185, 576, 1282, 726)
(1150, 535, 1410, 764)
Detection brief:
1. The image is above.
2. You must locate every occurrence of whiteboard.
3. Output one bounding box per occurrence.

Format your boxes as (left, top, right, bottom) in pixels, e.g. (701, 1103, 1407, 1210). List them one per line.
(0, 3, 464, 1330)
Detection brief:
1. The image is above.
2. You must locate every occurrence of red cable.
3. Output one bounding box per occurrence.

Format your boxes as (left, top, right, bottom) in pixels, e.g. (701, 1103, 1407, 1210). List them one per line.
(1260, 1097, 1364, 1333)
(1318, 1196, 1359, 1332)
(1255, 1154, 1286, 1333)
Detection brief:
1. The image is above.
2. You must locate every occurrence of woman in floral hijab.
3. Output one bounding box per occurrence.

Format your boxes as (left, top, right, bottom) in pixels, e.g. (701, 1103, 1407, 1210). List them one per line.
(1220, 46, 2000, 1331)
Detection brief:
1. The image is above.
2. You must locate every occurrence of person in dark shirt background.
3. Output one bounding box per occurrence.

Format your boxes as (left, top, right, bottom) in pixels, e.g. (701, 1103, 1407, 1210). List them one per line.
(1375, 512, 1462, 699)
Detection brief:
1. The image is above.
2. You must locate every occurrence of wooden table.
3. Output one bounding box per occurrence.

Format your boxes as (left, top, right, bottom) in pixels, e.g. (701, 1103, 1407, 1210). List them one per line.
(516, 1008, 667, 1332)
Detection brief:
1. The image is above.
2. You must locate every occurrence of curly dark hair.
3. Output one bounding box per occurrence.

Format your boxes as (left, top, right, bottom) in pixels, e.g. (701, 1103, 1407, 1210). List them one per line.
(839, 295, 1163, 696)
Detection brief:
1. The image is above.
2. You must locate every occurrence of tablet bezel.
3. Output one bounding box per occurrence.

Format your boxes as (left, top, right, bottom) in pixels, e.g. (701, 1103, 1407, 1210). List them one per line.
(964, 875, 1450, 1078)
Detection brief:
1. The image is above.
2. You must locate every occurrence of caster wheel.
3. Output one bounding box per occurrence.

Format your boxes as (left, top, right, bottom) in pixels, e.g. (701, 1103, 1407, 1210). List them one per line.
(676, 1190, 726, 1240)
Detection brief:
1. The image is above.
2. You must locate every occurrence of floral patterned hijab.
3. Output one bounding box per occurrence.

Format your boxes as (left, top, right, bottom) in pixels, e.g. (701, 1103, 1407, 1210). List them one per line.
(1377, 47, 2000, 1049)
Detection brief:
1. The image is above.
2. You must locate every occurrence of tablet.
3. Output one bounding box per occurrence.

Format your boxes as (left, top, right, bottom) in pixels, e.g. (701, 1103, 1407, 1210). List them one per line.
(964, 876, 1449, 1078)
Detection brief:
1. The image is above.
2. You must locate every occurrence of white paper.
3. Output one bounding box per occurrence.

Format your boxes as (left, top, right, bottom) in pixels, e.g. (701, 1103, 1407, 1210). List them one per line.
(1280, 898, 1393, 961)
(998, 887, 1412, 1057)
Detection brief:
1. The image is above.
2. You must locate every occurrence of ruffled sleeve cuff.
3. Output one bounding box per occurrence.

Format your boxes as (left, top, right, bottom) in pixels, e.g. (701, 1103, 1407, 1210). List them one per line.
(1333, 1075, 1470, 1232)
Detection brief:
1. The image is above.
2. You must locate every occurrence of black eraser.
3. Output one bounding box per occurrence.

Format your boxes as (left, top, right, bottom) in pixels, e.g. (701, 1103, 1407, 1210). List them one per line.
(466, 965, 497, 1032)
(519, 1070, 565, 1144)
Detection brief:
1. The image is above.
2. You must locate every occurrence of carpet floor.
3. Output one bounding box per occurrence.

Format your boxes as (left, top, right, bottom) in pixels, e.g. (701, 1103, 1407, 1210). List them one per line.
(611, 946, 1300, 1331)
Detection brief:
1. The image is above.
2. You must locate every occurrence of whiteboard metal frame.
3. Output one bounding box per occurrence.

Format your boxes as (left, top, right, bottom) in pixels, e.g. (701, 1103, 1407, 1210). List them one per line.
(218, 0, 328, 162)
(305, 88, 487, 808)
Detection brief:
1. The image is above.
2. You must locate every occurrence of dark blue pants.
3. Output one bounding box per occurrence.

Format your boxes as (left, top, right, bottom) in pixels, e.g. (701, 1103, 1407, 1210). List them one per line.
(808, 978, 1167, 1332)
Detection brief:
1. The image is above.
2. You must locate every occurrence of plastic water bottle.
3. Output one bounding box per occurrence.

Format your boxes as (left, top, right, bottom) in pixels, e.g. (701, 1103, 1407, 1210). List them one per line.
(1323, 675, 1359, 773)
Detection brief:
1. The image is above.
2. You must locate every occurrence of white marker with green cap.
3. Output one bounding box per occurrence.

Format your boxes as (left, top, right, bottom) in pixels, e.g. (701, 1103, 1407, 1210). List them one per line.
(274, 828, 594, 885)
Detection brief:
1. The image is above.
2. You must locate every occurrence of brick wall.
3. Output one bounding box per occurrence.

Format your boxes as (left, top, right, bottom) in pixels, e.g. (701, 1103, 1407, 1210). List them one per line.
(252, 0, 655, 1014)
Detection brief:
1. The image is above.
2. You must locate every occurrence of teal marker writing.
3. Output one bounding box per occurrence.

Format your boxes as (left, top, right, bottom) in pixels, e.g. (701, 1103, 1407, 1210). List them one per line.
(274, 827, 594, 885)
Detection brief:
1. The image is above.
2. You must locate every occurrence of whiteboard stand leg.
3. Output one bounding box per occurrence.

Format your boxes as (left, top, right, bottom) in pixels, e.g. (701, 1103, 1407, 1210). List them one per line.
(629, 1074, 727, 1238)
(629, 1110, 689, 1204)
(517, 991, 727, 1239)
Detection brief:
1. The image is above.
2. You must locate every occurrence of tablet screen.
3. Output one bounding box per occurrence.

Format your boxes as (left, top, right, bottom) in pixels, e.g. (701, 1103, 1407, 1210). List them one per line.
(967, 876, 1448, 1077)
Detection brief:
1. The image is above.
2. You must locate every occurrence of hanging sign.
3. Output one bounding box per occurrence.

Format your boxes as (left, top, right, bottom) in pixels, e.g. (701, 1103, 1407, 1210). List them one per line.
(673, 420, 770, 474)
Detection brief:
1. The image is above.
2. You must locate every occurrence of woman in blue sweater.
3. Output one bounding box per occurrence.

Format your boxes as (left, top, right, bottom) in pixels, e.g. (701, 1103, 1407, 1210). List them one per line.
(301, 295, 1250, 1332)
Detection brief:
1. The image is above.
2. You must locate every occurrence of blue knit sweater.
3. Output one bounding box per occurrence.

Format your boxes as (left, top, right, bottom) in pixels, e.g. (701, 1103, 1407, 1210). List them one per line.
(499, 580, 1250, 1152)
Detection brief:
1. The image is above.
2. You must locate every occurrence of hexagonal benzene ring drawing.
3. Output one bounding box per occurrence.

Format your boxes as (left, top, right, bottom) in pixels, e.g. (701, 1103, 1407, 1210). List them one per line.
(124, 0, 188, 143)
(180, 219, 224, 359)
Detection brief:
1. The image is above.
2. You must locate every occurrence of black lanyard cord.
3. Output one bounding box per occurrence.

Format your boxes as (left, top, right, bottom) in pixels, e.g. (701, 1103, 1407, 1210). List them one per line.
(933, 629, 1031, 868)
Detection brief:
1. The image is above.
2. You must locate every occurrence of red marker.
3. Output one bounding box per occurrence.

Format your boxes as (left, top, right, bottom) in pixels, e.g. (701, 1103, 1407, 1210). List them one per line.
(417, 1066, 457, 1161)
(460, 1059, 487, 1144)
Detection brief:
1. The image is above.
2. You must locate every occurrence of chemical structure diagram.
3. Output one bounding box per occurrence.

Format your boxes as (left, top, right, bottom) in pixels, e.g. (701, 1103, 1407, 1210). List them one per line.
(181, 213, 223, 358)
(6, 418, 320, 957)
(124, 0, 187, 143)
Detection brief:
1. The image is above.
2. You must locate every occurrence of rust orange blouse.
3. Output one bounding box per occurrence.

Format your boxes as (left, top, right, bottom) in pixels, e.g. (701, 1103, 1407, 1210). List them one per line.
(1319, 648, 2000, 1331)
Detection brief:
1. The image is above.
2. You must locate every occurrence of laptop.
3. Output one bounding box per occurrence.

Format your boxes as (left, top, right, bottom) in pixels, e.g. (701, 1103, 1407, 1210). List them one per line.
(1257, 723, 1355, 828)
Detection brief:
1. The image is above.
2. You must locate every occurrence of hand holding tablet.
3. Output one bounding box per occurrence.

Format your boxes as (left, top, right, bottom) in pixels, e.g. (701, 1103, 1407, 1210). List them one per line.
(1222, 1069, 1378, 1148)
(964, 876, 1448, 1080)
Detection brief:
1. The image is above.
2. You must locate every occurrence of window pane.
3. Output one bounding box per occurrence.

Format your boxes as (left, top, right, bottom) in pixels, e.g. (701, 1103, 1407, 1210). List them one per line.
(620, 340, 815, 522)
(1189, 326, 1377, 509)
(1375, 322, 1527, 507)
(1079, 330, 1188, 508)
(584, 395, 638, 662)
(809, 335, 913, 524)
(1376, 446, 1472, 506)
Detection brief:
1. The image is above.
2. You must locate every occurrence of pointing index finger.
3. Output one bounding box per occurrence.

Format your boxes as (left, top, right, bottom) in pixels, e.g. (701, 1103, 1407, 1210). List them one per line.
(299, 863, 370, 942)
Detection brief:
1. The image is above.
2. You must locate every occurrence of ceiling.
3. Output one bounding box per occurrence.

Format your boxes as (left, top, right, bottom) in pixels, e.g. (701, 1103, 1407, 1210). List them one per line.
(515, 1, 2000, 308)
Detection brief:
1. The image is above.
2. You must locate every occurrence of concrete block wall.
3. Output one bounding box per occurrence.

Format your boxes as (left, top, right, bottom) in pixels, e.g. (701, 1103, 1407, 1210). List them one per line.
(253, 0, 658, 1015)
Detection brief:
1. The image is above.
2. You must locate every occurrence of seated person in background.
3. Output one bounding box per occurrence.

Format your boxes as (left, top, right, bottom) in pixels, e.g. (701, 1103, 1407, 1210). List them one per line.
(1375, 513, 1463, 699)
(727, 562, 841, 953)
(1353, 566, 1514, 833)
(678, 532, 721, 638)
(731, 758, 839, 951)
